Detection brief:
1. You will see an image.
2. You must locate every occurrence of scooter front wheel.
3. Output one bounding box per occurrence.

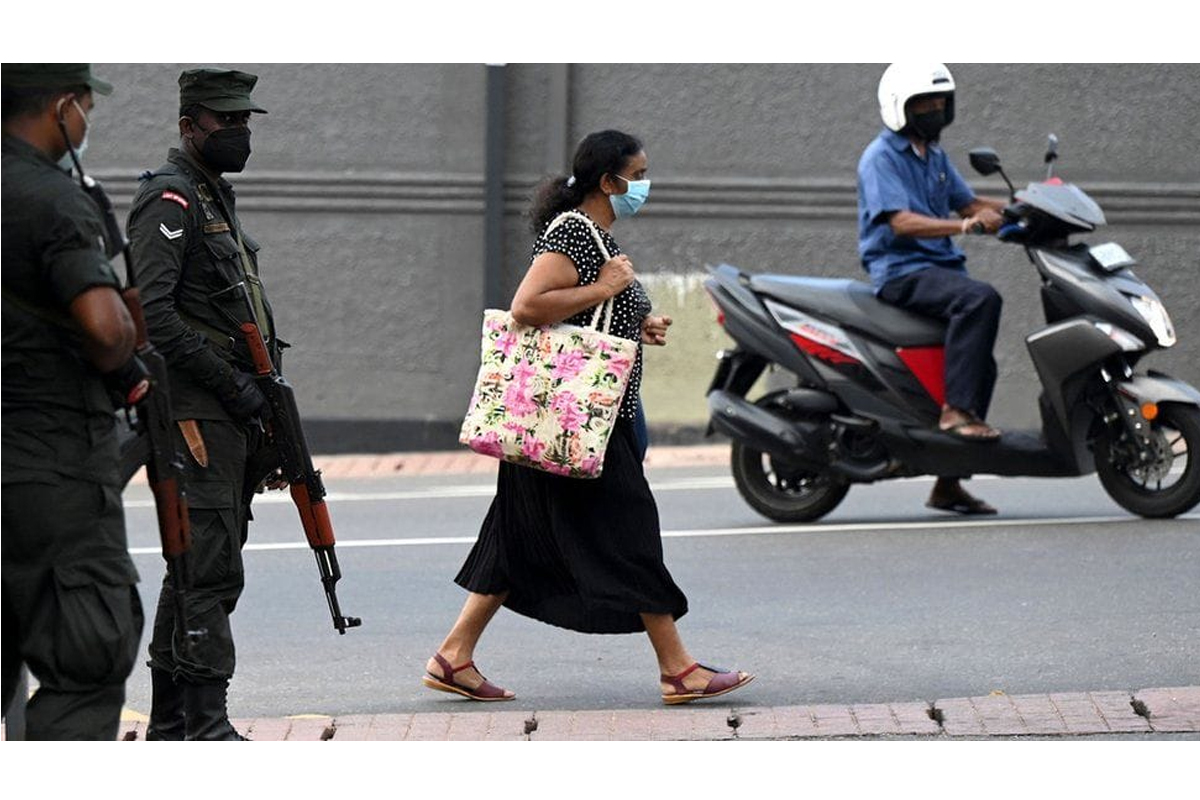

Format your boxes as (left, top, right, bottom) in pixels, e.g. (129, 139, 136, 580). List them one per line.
(1096, 402, 1200, 519)
(731, 441, 850, 523)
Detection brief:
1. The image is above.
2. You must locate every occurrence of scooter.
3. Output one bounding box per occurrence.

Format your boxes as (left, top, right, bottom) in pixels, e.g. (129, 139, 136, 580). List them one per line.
(704, 136, 1200, 522)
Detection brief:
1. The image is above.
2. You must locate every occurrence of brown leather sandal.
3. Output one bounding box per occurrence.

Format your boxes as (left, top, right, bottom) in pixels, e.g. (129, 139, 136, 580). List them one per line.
(421, 653, 514, 701)
(661, 662, 755, 705)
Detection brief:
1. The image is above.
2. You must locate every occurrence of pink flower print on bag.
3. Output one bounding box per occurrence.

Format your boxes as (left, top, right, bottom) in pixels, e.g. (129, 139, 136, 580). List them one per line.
(551, 349, 586, 381)
(511, 358, 537, 386)
(607, 355, 632, 379)
(550, 390, 578, 414)
(558, 403, 588, 432)
(521, 437, 547, 462)
(503, 382, 538, 419)
(580, 455, 602, 475)
(494, 330, 519, 358)
(470, 430, 504, 458)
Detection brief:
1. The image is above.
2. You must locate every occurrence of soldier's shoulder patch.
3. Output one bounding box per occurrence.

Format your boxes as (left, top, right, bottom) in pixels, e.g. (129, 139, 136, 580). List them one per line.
(161, 190, 190, 209)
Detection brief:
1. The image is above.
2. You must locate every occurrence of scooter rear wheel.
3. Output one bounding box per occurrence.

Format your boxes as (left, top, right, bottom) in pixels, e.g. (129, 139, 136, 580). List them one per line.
(1096, 402, 1200, 519)
(731, 441, 850, 523)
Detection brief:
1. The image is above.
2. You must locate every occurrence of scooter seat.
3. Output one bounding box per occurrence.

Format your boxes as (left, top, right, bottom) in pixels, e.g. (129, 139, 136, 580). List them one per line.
(749, 275, 946, 347)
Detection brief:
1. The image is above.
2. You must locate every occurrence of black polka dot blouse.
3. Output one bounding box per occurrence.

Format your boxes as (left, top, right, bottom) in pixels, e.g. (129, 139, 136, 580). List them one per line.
(532, 209, 652, 422)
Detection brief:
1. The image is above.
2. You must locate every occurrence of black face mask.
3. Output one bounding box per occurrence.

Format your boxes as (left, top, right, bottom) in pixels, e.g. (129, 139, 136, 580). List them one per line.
(908, 109, 947, 142)
(195, 125, 252, 173)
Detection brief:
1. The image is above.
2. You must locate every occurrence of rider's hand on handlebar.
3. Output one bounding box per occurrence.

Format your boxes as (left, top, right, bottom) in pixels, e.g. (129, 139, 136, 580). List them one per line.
(597, 255, 636, 298)
(962, 208, 1004, 235)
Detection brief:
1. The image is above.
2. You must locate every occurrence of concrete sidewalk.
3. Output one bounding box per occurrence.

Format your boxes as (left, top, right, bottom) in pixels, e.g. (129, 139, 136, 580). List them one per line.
(105, 685, 1200, 741)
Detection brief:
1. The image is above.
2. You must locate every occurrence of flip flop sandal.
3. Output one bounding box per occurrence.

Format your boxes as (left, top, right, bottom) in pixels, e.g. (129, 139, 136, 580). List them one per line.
(925, 497, 998, 515)
(938, 421, 1002, 442)
(661, 662, 755, 705)
(421, 653, 514, 701)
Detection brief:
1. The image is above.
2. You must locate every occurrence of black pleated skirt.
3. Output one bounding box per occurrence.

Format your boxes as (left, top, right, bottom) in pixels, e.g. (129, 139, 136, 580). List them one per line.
(454, 418, 689, 634)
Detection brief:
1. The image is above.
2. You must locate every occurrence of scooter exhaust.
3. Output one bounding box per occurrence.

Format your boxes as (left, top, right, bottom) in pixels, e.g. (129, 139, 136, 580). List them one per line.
(708, 390, 894, 482)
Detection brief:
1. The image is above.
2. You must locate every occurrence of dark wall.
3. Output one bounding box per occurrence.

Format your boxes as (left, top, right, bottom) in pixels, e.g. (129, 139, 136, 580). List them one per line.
(86, 64, 1200, 451)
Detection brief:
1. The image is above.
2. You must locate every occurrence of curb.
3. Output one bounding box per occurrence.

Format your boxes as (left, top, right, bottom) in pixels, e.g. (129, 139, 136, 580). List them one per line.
(103, 685, 1199, 742)
(125, 443, 733, 484)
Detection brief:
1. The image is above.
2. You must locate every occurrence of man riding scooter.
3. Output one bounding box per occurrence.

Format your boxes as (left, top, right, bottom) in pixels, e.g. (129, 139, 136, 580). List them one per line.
(858, 62, 1009, 515)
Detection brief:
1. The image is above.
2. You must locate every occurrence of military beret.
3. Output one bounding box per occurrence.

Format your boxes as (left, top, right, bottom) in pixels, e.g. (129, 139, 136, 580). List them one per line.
(1, 63, 113, 95)
(178, 68, 267, 114)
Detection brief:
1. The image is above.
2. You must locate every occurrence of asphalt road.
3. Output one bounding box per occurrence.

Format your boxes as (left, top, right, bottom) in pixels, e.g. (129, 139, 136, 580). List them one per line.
(117, 465, 1200, 719)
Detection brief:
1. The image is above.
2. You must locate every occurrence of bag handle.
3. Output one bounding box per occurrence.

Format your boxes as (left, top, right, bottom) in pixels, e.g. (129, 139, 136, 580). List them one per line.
(544, 211, 617, 334)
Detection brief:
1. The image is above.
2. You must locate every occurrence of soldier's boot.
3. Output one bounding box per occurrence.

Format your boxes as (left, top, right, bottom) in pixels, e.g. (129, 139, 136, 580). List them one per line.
(145, 668, 187, 741)
(183, 681, 247, 741)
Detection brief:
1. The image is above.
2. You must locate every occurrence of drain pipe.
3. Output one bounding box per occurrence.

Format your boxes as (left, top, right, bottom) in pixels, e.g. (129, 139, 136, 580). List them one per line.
(483, 63, 507, 310)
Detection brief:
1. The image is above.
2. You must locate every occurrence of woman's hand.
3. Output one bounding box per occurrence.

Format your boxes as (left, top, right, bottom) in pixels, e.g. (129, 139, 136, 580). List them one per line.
(641, 314, 673, 346)
(597, 255, 636, 298)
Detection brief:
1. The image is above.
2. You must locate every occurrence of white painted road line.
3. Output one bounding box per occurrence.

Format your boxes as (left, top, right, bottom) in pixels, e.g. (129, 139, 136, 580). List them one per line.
(124, 514, 1198, 556)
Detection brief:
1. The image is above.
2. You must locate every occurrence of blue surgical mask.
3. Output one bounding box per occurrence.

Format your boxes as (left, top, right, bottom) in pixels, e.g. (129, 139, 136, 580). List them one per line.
(610, 174, 651, 218)
(56, 99, 90, 172)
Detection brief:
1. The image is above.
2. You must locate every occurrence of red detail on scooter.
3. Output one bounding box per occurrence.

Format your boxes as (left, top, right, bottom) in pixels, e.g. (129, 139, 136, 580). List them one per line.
(790, 333, 860, 366)
(896, 346, 946, 405)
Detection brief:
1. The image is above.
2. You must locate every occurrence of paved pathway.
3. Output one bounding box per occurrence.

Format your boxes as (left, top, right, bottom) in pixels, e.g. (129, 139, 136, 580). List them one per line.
(99, 685, 1199, 741)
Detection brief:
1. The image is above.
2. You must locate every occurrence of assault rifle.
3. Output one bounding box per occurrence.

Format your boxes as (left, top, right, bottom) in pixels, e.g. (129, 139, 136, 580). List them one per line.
(78, 171, 205, 656)
(235, 287, 362, 635)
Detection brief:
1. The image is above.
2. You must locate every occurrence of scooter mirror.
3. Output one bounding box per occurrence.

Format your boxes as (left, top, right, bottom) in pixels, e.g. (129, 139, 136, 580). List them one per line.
(969, 148, 1003, 176)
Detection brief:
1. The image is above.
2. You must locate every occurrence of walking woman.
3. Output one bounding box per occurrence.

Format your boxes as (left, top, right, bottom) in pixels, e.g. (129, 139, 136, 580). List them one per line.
(423, 129, 753, 705)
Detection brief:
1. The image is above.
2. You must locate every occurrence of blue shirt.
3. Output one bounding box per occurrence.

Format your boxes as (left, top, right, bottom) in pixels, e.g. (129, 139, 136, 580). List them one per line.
(857, 128, 976, 291)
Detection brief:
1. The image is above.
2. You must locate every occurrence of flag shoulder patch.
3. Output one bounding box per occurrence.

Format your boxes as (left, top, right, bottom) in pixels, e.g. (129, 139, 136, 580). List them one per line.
(161, 191, 190, 209)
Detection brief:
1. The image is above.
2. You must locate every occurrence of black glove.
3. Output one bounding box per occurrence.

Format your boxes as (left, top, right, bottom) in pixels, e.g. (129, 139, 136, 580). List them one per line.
(103, 355, 151, 409)
(218, 369, 268, 423)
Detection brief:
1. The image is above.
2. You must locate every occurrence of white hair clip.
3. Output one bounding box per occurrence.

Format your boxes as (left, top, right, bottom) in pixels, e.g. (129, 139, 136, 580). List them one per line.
(566, 175, 576, 187)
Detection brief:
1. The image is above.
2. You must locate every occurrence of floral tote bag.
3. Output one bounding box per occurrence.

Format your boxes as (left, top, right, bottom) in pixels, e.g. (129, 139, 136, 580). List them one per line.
(459, 211, 639, 478)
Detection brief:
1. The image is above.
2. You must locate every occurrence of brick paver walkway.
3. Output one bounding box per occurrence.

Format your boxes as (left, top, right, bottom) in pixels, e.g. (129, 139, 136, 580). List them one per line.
(125, 444, 732, 485)
(94, 685, 1199, 741)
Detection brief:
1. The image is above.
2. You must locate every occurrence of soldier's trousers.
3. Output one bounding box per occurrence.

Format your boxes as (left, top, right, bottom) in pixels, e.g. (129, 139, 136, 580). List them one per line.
(148, 418, 262, 683)
(1, 478, 144, 740)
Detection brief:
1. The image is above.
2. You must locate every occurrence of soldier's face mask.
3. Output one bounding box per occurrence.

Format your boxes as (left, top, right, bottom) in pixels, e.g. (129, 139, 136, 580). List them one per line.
(189, 119, 252, 174)
(55, 96, 90, 171)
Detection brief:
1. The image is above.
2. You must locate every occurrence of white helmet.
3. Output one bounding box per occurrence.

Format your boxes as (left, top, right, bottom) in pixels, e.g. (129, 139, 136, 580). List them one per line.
(877, 62, 956, 132)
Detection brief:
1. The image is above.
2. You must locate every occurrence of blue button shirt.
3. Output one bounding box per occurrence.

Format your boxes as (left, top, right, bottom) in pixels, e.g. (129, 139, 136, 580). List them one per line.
(857, 128, 976, 291)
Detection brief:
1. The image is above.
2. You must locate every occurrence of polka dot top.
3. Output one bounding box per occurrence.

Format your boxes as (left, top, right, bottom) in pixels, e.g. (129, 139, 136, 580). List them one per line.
(532, 209, 652, 421)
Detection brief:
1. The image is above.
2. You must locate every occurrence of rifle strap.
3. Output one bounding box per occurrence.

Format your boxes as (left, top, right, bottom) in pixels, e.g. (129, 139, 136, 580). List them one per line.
(200, 178, 273, 342)
(177, 308, 237, 354)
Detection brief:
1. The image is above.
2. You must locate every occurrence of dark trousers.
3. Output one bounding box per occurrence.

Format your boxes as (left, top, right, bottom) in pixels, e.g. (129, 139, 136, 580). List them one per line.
(2, 478, 143, 740)
(148, 419, 258, 684)
(878, 266, 1002, 419)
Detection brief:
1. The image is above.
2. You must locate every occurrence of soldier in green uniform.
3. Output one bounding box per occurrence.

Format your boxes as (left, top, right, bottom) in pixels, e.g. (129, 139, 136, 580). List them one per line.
(125, 68, 282, 741)
(1, 63, 146, 741)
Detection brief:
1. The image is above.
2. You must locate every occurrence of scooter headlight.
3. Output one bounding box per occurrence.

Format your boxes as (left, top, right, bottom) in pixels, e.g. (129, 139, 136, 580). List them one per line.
(1094, 321, 1145, 352)
(1128, 295, 1176, 347)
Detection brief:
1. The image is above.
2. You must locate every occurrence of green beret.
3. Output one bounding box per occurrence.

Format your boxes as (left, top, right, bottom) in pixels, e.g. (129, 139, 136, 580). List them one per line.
(178, 68, 267, 113)
(1, 63, 113, 95)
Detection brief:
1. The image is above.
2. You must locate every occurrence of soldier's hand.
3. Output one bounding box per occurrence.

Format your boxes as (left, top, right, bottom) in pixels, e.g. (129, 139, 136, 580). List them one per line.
(103, 355, 151, 409)
(597, 255, 636, 298)
(219, 370, 268, 424)
(256, 468, 289, 493)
